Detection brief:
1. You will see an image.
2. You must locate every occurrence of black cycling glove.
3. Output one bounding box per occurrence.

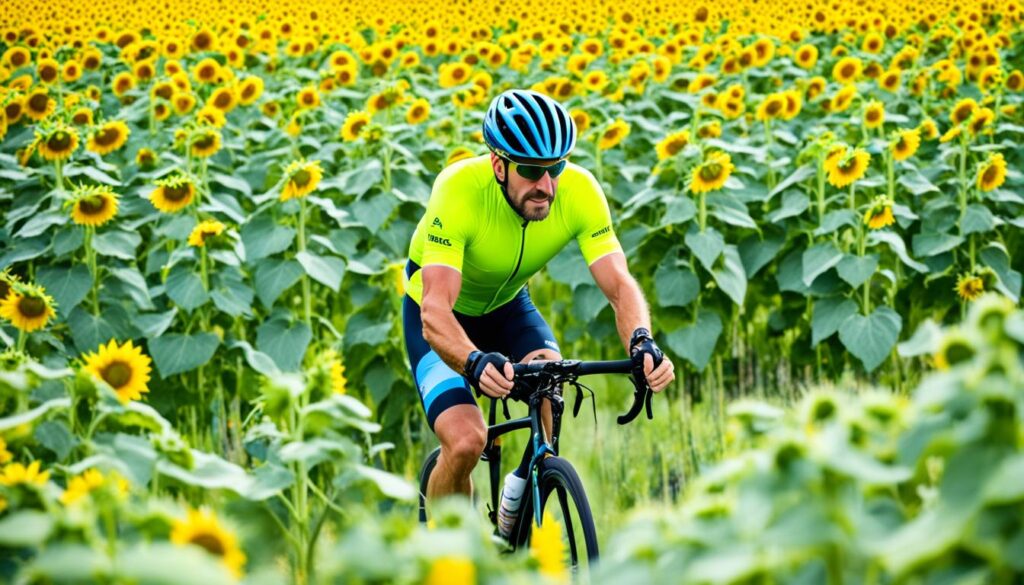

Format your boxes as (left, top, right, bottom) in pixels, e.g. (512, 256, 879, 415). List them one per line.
(464, 350, 512, 396)
(629, 327, 664, 376)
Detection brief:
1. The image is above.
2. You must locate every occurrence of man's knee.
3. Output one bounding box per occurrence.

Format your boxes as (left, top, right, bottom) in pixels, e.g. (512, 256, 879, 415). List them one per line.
(436, 406, 487, 470)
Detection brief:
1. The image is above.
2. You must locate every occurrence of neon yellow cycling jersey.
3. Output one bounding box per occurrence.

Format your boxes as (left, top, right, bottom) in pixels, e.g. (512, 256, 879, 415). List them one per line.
(406, 155, 622, 316)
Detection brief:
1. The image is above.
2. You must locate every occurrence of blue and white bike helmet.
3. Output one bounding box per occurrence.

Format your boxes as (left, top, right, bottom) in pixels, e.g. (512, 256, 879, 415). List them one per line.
(482, 89, 577, 163)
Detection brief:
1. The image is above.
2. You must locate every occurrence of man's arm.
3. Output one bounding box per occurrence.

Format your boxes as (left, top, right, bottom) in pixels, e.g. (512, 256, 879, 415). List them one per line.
(589, 252, 675, 392)
(420, 265, 513, 397)
(588, 252, 651, 352)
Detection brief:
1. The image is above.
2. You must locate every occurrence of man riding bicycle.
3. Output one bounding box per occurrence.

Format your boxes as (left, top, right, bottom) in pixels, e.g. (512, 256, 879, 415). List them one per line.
(402, 89, 675, 538)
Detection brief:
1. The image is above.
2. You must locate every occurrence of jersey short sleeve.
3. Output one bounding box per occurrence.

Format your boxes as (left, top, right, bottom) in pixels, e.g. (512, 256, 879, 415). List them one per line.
(419, 161, 481, 271)
(569, 167, 622, 265)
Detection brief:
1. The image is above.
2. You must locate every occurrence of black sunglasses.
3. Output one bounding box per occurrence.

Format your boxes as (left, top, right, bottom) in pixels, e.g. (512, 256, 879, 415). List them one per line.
(507, 158, 568, 181)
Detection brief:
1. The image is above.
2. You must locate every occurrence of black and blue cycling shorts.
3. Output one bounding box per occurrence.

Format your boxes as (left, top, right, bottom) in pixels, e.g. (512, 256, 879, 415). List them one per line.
(402, 260, 561, 431)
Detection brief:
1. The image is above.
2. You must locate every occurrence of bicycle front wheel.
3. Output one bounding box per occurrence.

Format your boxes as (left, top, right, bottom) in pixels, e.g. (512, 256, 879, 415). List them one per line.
(512, 456, 599, 574)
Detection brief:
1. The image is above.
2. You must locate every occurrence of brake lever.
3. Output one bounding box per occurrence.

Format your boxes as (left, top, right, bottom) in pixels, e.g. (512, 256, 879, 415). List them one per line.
(572, 382, 584, 418)
(617, 374, 647, 425)
(645, 385, 654, 420)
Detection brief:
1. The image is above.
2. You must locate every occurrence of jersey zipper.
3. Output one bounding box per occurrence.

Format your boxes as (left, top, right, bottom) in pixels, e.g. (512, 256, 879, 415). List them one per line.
(483, 219, 528, 313)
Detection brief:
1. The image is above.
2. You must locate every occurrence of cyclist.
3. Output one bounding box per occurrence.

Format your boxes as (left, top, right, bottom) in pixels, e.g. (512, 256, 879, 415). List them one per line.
(403, 88, 675, 538)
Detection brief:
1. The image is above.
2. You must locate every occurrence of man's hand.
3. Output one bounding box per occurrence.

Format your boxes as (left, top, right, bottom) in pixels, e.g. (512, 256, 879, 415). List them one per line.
(464, 351, 514, 398)
(629, 328, 675, 393)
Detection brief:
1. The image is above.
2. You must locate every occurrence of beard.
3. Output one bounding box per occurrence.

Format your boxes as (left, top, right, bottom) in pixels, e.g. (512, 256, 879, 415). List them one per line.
(514, 188, 555, 221)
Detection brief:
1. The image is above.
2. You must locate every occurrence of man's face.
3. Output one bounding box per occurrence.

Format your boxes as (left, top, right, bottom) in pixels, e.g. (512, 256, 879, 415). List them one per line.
(491, 153, 561, 221)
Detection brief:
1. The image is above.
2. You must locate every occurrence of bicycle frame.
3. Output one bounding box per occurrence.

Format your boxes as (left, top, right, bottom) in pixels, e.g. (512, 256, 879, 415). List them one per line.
(482, 382, 566, 530)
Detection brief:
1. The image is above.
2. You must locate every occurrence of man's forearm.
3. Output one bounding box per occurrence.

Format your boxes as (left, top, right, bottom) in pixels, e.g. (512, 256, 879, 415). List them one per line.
(609, 275, 651, 351)
(421, 301, 477, 373)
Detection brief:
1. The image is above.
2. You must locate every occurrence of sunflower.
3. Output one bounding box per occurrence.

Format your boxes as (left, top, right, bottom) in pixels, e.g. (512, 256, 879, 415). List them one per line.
(933, 329, 975, 370)
(832, 56, 862, 84)
(150, 174, 196, 213)
(570, 108, 590, 133)
(0, 437, 11, 464)
(655, 130, 690, 160)
(4, 95, 25, 125)
(862, 32, 885, 54)
(36, 57, 60, 84)
(940, 125, 962, 143)
(37, 124, 80, 161)
(171, 508, 246, 578)
(863, 100, 885, 129)
(405, 98, 430, 125)
(24, 88, 54, 121)
(863, 196, 895, 230)
(446, 146, 475, 166)
(891, 128, 921, 161)
(794, 44, 818, 69)
(62, 60, 83, 83)
(0, 461, 50, 488)
(438, 62, 472, 88)
(68, 186, 119, 227)
(87, 120, 130, 156)
(805, 76, 827, 101)
(756, 93, 786, 121)
(967, 107, 994, 136)
(331, 360, 347, 395)
(878, 70, 902, 92)
(111, 72, 136, 97)
(208, 86, 237, 113)
(296, 85, 320, 109)
(188, 219, 226, 247)
(340, 110, 371, 142)
(597, 118, 629, 150)
(60, 468, 106, 506)
(0, 283, 56, 333)
(950, 98, 977, 125)
(530, 512, 568, 581)
(236, 76, 263, 106)
(173, 93, 197, 115)
(824, 145, 871, 188)
(136, 148, 158, 169)
(191, 129, 222, 158)
(698, 120, 722, 139)
(192, 58, 221, 84)
(955, 274, 985, 302)
(281, 159, 322, 201)
(690, 150, 734, 194)
(582, 70, 609, 93)
(71, 107, 93, 126)
(830, 85, 857, 113)
(82, 339, 152, 403)
(976, 153, 1006, 192)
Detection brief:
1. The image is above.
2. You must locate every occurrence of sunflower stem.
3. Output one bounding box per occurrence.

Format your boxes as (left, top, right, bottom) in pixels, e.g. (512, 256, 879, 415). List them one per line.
(54, 160, 65, 196)
(698, 192, 707, 233)
(763, 120, 776, 190)
(298, 197, 312, 330)
(86, 227, 99, 314)
(816, 154, 826, 230)
(16, 330, 26, 353)
(199, 246, 210, 291)
(886, 146, 895, 201)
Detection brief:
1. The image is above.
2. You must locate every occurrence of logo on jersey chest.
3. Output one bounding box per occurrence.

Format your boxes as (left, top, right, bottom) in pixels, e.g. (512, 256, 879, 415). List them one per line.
(432, 217, 443, 229)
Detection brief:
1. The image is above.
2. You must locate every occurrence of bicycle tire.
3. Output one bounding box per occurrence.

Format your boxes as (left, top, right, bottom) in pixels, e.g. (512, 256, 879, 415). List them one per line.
(417, 447, 441, 524)
(510, 456, 599, 570)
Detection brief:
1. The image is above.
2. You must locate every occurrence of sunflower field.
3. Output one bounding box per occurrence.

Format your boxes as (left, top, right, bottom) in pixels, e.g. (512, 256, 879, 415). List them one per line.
(1, 0, 1023, 582)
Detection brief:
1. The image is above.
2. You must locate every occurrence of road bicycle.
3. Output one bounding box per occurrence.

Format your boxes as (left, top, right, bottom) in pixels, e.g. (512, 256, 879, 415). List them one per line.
(417, 357, 656, 572)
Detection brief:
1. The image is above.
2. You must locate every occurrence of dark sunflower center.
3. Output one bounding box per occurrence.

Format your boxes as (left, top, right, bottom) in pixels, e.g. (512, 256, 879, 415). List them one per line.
(766, 101, 782, 115)
(193, 135, 215, 149)
(667, 138, 686, 155)
(155, 85, 173, 100)
(18, 296, 46, 318)
(79, 195, 108, 215)
(163, 184, 192, 202)
(867, 110, 880, 122)
(29, 93, 49, 112)
(215, 93, 232, 108)
(946, 340, 975, 364)
(95, 128, 120, 146)
(291, 169, 311, 188)
(191, 533, 227, 556)
(48, 131, 72, 150)
(199, 65, 215, 79)
(102, 361, 132, 388)
(840, 64, 855, 78)
(982, 165, 998, 184)
(411, 106, 425, 118)
(700, 163, 723, 181)
(241, 85, 256, 100)
(73, 111, 91, 124)
(350, 120, 367, 135)
(40, 65, 57, 81)
(302, 93, 315, 105)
